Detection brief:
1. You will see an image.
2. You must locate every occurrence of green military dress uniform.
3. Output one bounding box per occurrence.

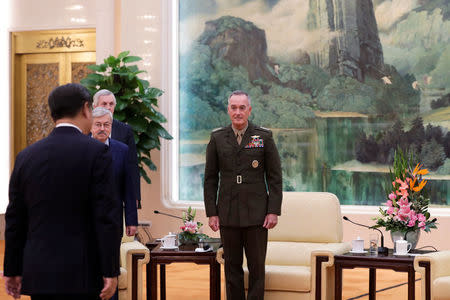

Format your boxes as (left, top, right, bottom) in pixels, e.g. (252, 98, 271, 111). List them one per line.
(204, 121, 282, 300)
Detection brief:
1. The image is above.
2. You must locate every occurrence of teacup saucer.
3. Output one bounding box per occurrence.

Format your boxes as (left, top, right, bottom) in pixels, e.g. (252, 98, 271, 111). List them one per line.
(393, 252, 410, 256)
(349, 250, 367, 254)
(160, 245, 178, 250)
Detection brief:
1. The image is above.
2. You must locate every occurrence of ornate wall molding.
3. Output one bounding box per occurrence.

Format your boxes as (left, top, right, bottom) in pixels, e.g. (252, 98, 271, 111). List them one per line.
(36, 36, 85, 50)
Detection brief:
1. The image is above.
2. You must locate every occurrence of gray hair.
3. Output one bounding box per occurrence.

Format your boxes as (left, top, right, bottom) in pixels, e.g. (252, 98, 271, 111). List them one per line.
(227, 90, 251, 106)
(92, 107, 113, 121)
(93, 89, 116, 106)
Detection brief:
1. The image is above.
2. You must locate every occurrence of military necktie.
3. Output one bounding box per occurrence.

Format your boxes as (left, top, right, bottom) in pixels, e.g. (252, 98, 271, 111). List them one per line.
(237, 133, 242, 145)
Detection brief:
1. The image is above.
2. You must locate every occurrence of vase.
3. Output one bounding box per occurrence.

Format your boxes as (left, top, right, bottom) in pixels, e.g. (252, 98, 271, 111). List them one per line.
(390, 230, 421, 251)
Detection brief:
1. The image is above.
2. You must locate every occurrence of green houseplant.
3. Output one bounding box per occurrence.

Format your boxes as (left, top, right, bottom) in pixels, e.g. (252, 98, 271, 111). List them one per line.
(81, 51, 172, 183)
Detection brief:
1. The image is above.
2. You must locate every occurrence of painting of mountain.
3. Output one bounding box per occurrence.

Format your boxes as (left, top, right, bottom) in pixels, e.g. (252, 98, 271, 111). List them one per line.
(178, 0, 449, 205)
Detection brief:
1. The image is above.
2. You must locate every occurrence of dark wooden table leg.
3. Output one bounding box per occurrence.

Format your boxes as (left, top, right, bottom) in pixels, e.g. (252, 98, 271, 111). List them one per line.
(408, 267, 415, 300)
(149, 259, 157, 300)
(160, 264, 166, 300)
(369, 268, 376, 300)
(334, 263, 343, 300)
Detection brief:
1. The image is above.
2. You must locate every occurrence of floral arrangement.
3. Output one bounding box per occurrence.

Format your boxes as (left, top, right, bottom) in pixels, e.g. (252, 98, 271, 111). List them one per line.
(178, 206, 209, 244)
(373, 150, 437, 233)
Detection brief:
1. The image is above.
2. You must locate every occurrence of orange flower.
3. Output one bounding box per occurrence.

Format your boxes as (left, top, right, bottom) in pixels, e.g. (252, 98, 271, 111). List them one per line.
(413, 180, 427, 192)
(409, 177, 417, 190)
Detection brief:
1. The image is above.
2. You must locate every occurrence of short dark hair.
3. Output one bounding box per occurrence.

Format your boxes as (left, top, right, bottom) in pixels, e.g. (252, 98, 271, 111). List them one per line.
(48, 83, 92, 121)
(228, 90, 251, 106)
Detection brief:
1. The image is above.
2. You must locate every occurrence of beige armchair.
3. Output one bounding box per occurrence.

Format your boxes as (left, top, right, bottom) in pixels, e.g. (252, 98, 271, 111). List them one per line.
(217, 192, 351, 300)
(118, 234, 150, 300)
(414, 250, 450, 300)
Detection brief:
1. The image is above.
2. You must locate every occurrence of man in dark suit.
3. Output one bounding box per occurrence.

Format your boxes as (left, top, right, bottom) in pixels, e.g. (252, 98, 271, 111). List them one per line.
(91, 107, 138, 237)
(4, 83, 121, 300)
(93, 89, 141, 208)
(204, 90, 283, 300)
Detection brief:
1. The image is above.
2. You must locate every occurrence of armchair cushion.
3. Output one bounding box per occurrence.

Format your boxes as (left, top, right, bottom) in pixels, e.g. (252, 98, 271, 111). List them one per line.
(266, 242, 351, 266)
(244, 265, 311, 292)
(269, 192, 343, 243)
(118, 267, 127, 289)
(414, 250, 450, 300)
(434, 276, 450, 300)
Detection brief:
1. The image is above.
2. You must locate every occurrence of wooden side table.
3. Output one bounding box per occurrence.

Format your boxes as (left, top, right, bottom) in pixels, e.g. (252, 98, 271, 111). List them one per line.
(334, 250, 430, 300)
(147, 244, 221, 300)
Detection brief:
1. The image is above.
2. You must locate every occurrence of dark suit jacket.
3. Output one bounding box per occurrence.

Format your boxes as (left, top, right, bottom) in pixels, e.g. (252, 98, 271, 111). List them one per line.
(4, 126, 121, 295)
(204, 122, 283, 227)
(112, 119, 141, 203)
(109, 138, 138, 228)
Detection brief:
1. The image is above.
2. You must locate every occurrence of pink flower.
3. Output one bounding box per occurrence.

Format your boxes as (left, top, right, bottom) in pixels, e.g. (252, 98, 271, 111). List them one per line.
(183, 221, 198, 234)
(417, 213, 426, 222)
(419, 221, 426, 229)
(398, 197, 409, 207)
(387, 206, 394, 215)
(388, 193, 396, 201)
(407, 219, 416, 227)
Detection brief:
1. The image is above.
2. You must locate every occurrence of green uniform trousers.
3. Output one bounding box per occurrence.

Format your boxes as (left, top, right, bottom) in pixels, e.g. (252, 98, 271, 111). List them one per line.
(220, 225, 268, 300)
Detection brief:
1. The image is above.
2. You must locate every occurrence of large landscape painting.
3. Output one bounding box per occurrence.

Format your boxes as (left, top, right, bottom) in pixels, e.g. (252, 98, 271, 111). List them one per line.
(178, 0, 450, 205)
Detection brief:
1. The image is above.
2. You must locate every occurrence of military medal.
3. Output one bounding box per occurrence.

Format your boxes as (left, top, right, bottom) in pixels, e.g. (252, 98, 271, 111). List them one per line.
(252, 160, 259, 168)
(245, 135, 264, 148)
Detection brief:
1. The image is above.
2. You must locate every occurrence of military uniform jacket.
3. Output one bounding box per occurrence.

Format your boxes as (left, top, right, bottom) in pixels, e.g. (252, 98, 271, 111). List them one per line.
(204, 122, 282, 227)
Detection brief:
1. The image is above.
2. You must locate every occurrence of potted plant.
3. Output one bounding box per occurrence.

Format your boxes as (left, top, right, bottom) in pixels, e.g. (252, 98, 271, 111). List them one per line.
(372, 150, 437, 249)
(178, 206, 209, 245)
(80, 51, 172, 183)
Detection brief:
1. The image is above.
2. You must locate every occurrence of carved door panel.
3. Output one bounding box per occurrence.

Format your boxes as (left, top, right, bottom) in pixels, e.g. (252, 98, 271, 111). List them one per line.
(15, 52, 96, 149)
(11, 30, 96, 161)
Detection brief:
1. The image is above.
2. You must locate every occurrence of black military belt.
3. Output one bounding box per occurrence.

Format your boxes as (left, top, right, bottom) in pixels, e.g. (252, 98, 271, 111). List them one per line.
(221, 175, 264, 185)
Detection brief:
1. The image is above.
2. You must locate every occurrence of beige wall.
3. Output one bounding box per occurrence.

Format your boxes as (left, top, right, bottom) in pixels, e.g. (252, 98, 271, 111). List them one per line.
(4, 0, 449, 251)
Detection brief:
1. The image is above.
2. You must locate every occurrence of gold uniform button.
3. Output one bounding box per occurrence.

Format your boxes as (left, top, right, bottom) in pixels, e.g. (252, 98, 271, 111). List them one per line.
(252, 160, 259, 168)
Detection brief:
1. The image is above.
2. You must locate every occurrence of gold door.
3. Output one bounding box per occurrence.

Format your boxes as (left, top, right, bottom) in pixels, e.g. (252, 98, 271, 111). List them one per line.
(11, 30, 96, 162)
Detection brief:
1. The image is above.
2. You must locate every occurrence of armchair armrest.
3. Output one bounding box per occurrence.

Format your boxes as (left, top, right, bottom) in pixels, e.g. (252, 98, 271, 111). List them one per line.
(216, 247, 224, 264)
(311, 242, 351, 300)
(414, 250, 450, 300)
(120, 240, 150, 300)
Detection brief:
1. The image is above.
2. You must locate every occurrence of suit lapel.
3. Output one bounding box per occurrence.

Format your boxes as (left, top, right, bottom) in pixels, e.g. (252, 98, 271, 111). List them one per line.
(239, 122, 254, 151)
(225, 126, 239, 149)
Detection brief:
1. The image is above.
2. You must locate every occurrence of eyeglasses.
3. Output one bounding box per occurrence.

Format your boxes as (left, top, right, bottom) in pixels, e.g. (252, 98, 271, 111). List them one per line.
(93, 122, 111, 129)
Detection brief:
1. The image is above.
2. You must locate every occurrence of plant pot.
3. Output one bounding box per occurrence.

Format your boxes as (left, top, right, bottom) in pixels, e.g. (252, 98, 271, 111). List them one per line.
(390, 230, 421, 251)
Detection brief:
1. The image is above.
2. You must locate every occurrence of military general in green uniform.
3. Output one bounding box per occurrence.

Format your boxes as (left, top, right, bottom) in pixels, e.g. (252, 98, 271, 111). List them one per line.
(204, 90, 282, 300)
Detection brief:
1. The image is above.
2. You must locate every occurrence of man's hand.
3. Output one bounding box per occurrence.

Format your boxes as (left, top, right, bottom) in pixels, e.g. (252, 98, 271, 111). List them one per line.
(263, 214, 278, 229)
(126, 225, 137, 236)
(4, 276, 22, 299)
(208, 216, 220, 232)
(100, 277, 118, 300)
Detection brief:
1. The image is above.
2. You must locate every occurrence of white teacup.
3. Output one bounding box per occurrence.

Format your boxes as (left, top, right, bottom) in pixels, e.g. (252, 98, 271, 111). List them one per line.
(395, 238, 412, 255)
(352, 238, 364, 252)
(161, 234, 177, 248)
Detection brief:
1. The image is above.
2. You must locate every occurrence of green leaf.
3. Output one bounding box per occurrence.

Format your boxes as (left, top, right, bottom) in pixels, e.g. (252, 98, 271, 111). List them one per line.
(117, 50, 130, 60)
(115, 99, 127, 111)
(150, 122, 173, 140)
(114, 111, 126, 122)
(146, 87, 164, 98)
(139, 137, 158, 149)
(123, 56, 142, 63)
(140, 168, 151, 184)
(86, 73, 105, 81)
(87, 64, 107, 72)
(138, 79, 150, 90)
(128, 117, 148, 132)
(80, 78, 99, 87)
(105, 55, 120, 67)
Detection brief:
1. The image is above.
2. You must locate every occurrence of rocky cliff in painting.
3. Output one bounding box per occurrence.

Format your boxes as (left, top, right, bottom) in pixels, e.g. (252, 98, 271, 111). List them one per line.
(198, 16, 278, 82)
(308, 0, 384, 81)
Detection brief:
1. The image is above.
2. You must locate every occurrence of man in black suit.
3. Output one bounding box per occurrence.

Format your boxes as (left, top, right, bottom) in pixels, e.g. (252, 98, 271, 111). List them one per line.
(93, 89, 141, 208)
(91, 107, 138, 236)
(4, 83, 121, 300)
